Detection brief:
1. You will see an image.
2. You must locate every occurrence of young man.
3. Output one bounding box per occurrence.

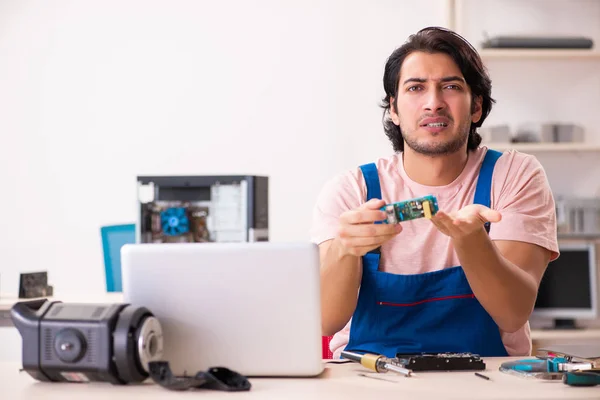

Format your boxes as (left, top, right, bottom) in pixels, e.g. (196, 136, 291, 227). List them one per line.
(310, 27, 559, 359)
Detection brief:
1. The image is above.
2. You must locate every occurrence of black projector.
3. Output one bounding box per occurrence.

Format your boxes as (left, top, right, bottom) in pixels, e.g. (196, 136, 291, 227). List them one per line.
(11, 299, 163, 384)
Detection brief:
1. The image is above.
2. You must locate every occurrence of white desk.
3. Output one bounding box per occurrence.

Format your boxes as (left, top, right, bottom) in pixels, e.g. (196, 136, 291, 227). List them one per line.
(2, 294, 600, 398)
(531, 329, 600, 355)
(3, 358, 600, 399)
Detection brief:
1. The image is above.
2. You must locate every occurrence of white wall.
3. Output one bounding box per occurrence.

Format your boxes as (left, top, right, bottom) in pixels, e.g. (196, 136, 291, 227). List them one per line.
(0, 0, 449, 297)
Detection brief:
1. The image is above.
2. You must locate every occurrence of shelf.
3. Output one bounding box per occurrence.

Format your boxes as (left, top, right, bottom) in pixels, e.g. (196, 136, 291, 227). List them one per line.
(486, 143, 600, 152)
(480, 49, 600, 60)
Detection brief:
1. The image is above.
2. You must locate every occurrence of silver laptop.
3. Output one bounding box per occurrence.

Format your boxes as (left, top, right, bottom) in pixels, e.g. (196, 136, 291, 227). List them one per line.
(120, 241, 324, 377)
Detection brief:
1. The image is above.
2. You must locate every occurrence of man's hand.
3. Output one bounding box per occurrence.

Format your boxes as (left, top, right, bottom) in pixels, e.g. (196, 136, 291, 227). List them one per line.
(319, 198, 402, 335)
(336, 198, 403, 257)
(431, 204, 502, 240)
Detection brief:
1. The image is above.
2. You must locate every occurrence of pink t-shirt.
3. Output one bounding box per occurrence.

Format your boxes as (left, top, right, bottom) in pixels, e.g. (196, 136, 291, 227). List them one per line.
(310, 145, 559, 359)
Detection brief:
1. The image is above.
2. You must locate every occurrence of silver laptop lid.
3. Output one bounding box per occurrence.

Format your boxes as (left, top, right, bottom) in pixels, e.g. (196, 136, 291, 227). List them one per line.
(121, 241, 323, 377)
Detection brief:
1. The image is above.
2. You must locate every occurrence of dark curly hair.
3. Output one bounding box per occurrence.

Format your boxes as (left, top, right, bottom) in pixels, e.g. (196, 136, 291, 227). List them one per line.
(381, 26, 495, 153)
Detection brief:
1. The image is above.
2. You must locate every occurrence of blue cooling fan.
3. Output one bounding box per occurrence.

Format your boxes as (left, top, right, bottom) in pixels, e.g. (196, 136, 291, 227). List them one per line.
(160, 207, 190, 236)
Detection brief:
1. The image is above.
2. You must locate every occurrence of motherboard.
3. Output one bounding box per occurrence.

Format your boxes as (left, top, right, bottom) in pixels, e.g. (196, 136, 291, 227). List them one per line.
(381, 195, 439, 223)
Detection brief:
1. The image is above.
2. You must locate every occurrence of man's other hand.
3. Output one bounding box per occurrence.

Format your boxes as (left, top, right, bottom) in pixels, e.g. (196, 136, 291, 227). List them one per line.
(431, 204, 502, 240)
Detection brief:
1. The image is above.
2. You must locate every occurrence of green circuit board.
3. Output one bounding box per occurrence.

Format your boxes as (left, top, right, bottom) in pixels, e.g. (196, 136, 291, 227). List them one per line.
(381, 195, 439, 224)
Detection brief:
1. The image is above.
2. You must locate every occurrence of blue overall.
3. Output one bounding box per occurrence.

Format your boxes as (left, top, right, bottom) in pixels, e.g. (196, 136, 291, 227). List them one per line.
(344, 149, 509, 358)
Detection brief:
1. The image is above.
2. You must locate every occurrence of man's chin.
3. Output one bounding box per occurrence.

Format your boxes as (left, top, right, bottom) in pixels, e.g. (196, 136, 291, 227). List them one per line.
(405, 139, 466, 156)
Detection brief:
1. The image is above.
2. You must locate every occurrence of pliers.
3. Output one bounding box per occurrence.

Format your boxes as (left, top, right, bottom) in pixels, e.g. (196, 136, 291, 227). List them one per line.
(563, 369, 600, 386)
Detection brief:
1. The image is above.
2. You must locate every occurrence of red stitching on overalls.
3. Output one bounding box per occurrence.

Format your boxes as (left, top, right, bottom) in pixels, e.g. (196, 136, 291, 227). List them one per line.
(378, 293, 475, 307)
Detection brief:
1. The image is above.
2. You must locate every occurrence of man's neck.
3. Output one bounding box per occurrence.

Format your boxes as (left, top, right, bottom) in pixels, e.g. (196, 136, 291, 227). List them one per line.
(402, 146, 469, 186)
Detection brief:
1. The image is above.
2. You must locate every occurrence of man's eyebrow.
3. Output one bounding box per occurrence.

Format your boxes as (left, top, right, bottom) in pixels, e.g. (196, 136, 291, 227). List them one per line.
(402, 77, 426, 85)
(440, 75, 465, 83)
(402, 76, 466, 85)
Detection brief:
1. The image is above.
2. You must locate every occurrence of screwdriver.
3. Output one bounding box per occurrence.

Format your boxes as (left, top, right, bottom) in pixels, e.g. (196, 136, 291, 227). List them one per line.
(341, 350, 413, 377)
(500, 357, 569, 373)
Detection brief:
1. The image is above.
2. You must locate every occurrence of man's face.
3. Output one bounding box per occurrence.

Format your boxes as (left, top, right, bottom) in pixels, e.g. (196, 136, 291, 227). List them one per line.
(390, 51, 482, 156)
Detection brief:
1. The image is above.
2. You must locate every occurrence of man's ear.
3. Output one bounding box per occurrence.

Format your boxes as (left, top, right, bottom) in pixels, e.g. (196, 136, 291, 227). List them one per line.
(471, 96, 483, 124)
(389, 97, 400, 126)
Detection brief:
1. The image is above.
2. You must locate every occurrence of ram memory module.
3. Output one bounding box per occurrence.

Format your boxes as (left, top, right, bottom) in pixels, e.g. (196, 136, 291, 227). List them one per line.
(380, 195, 439, 223)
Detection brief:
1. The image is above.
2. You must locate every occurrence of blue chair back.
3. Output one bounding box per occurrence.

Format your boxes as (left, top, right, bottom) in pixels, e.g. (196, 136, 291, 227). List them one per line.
(100, 224, 136, 292)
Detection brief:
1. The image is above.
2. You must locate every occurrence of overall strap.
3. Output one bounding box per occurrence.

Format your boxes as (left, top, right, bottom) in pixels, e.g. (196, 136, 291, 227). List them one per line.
(359, 163, 383, 259)
(359, 163, 382, 203)
(473, 149, 503, 232)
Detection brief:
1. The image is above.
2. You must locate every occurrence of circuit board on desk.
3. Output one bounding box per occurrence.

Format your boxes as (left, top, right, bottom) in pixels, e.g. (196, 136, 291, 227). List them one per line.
(393, 352, 485, 371)
(381, 195, 439, 223)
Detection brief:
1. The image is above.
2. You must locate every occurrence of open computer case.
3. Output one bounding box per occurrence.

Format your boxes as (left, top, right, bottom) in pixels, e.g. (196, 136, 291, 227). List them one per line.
(136, 175, 268, 244)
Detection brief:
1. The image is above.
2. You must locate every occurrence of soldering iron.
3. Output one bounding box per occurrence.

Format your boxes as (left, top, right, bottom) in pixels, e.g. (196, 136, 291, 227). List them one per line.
(341, 351, 413, 377)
